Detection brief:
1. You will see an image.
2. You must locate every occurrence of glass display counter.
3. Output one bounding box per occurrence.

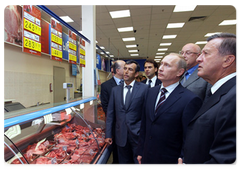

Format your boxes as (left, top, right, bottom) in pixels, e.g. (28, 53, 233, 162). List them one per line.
(4, 97, 111, 164)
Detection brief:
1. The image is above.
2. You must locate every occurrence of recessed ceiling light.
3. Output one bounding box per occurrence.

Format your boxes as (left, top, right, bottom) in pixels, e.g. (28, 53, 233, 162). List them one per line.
(100, 46, 105, 49)
(167, 23, 185, 28)
(122, 37, 135, 41)
(118, 27, 133, 32)
(60, 16, 74, 23)
(173, 5, 196, 12)
(219, 19, 236, 26)
(158, 48, 168, 51)
(155, 56, 163, 58)
(160, 43, 172, 46)
(204, 32, 222, 37)
(110, 55, 114, 58)
(156, 52, 165, 55)
(126, 45, 137, 48)
(195, 41, 207, 44)
(163, 35, 177, 39)
(109, 10, 130, 19)
(129, 50, 138, 53)
(130, 54, 139, 56)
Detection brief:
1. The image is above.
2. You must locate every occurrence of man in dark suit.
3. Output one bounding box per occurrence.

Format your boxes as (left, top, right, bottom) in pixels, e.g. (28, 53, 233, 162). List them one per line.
(180, 43, 210, 101)
(105, 60, 148, 164)
(137, 53, 202, 164)
(100, 60, 125, 164)
(141, 59, 161, 87)
(181, 33, 236, 164)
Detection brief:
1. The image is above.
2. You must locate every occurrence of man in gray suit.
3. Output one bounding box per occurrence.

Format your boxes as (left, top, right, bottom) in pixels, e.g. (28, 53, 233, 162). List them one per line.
(105, 60, 148, 164)
(180, 43, 210, 100)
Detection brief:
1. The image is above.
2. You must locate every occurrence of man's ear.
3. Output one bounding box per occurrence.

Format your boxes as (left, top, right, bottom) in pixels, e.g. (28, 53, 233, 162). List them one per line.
(135, 72, 139, 78)
(177, 68, 185, 77)
(223, 55, 235, 68)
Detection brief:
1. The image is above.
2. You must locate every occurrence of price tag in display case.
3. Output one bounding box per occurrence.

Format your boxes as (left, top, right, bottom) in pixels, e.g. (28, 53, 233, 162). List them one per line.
(50, 18, 63, 61)
(22, 5, 41, 56)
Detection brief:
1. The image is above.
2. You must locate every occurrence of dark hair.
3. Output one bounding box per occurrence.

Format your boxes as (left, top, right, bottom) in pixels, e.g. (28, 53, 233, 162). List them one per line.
(207, 33, 236, 57)
(144, 59, 159, 75)
(125, 60, 140, 73)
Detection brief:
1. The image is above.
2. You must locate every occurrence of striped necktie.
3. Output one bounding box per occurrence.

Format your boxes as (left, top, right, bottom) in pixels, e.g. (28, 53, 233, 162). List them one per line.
(155, 88, 167, 113)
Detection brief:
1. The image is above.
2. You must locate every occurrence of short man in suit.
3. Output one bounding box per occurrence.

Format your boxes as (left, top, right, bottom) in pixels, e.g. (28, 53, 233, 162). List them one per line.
(141, 59, 161, 87)
(105, 60, 148, 164)
(180, 43, 210, 100)
(180, 33, 236, 164)
(100, 60, 125, 163)
(137, 53, 202, 164)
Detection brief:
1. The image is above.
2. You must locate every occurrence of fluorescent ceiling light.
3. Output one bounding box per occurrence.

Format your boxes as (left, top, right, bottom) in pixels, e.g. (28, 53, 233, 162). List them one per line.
(219, 19, 236, 26)
(195, 41, 207, 44)
(167, 23, 185, 28)
(110, 55, 114, 58)
(126, 45, 137, 48)
(122, 37, 135, 41)
(100, 46, 105, 49)
(155, 56, 163, 58)
(163, 35, 177, 39)
(106, 51, 110, 54)
(160, 43, 172, 46)
(129, 50, 138, 53)
(110, 10, 130, 19)
(173, 5, 196, 12)
(156, 52, 165, 55)
(158, 48, 168, 51)
(204, 32, 222, 37)
(118, 27, 133, 32)
(60, 16, 74, 23)
(130, 54, 139, 56)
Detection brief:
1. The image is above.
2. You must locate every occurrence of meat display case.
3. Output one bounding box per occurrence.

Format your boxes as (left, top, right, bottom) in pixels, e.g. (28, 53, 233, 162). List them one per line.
(4, 97, 111, 164)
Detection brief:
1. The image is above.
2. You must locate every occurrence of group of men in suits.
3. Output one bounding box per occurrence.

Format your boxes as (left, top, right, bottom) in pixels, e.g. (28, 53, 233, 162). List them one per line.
(102, 33, 236, 164)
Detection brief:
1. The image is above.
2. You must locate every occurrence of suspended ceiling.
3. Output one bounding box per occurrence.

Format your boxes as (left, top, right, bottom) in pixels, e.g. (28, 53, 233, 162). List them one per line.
(44, 5, 236, 61)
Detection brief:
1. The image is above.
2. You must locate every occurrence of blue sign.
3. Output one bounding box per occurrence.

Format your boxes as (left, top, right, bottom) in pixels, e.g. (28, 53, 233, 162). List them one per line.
(62, 32, 69, 61)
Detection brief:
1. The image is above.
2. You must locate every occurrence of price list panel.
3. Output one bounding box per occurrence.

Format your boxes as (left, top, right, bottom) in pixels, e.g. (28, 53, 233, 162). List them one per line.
(22, 5, 41, 56)
(50, 18, 62, 61)
(68, 30, 77, 64)
(79, 38, 86, 67)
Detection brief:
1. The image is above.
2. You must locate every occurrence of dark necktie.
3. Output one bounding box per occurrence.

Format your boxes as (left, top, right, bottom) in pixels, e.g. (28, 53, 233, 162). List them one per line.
(155, 88, 167, 113)
(148, 79, 152, 88)
(119, 79, 124, 85)
(203, 89, 212, 104)
(125, 85, 132, 109)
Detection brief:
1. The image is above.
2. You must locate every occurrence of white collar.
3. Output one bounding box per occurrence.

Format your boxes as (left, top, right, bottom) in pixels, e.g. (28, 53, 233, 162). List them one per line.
(147, 75, 157, 84)
(124, 80, 136, 88)
(160, 81, 179, 94)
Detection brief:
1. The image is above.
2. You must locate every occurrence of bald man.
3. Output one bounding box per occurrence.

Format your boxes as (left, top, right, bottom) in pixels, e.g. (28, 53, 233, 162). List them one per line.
(180, 43, 210, 101)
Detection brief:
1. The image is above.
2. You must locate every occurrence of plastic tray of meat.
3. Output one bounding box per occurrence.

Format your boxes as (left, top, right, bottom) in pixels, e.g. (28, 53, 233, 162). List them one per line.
(31, 156, 59, 164)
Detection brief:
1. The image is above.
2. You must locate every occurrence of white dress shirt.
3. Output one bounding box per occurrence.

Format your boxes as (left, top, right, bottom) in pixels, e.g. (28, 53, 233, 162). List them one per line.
(123, 80, 135, 104)
(146, 75, 157, 88)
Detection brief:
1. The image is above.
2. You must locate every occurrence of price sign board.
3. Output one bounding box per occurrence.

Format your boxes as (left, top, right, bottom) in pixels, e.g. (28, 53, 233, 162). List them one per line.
(22, 5, 41, 56)
(50, 18, 62, 61)
(68, 30, 77, 64)
(79, 38, 86, 67)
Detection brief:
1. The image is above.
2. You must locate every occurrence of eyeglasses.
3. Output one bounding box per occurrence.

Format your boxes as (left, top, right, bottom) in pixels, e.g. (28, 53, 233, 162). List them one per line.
(179, 51, 199, 55)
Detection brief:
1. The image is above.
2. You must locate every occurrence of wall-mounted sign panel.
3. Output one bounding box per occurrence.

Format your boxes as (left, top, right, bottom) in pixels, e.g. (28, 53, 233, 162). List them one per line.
(68, 30, 77, 64)
(50, 18, 62, 61)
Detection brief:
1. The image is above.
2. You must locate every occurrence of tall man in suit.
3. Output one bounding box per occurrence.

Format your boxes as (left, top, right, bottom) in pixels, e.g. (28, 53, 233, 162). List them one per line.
(100, 60, 125, 163)
(141, 59, 161, 87)
(105, 60, 148, 164)
(180, 43, 210, 100)
(137, 53, 202, 164)
(180, 33, 236, 164)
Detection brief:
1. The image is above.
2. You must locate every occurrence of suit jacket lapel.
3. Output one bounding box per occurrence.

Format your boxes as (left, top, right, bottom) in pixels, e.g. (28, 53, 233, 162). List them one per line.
(125, 82, 140, 110)
(153, 84, 183, 121)
(150, 86, 161, 121)
(190, 76, 236, 123)
(183, 69, 199, 87)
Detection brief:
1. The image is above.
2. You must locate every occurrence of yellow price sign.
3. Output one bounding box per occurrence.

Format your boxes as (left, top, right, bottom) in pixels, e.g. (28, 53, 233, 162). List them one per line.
(80, 48, 85, 56)
(69, 54, 77, 62)
(80, 59, 86, 65)
(24, 19, 41, 36)
(24, 37, 41, 52)
(69, 42, 77, 51)
(51, 33, 62, 45)
(51, 48, 62, 58)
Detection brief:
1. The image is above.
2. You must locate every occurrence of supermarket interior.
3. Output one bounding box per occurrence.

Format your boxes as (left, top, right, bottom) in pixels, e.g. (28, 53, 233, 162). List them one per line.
(4, 5, 236, 164)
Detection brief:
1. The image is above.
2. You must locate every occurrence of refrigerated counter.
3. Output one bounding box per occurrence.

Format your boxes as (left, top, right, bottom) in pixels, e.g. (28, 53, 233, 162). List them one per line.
(4, 97, 111, 164)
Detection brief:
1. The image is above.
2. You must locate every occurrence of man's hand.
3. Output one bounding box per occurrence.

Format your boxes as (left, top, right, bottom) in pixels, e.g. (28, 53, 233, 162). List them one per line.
(105, 138, 113, 145)
(178, 158, 183, 164)
(137, 155, 142, 164)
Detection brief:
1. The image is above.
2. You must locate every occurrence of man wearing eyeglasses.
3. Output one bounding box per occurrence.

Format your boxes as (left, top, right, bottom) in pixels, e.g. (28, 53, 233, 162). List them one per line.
(179, 43, 210, 101)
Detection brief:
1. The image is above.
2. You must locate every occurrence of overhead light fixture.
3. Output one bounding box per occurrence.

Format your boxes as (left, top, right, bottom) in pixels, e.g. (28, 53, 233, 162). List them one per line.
(167, 23, 185, 28)
(219, 19, 236, 26)
(109, 10, 130, 19)
(129, 50, 138, 53)
(60, 16, 74, 23)
(163, 35, 177, 39)
(118, 27, 133, 32)
(130, 54, 139, 56)
(156, 52, 165, 55)
(195, 41, 207, 44)
(110, 55, 114, 58)
(155, 56, 163, 58)
(160, 43, 172, 46)
(173, 5, 196, 12)
(99, 46, 105, 49)
(158, 48, 168, 51)
(122, 37, 135, 41)
(204, 32, 222, 37)
(126, 45, 137, 48)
